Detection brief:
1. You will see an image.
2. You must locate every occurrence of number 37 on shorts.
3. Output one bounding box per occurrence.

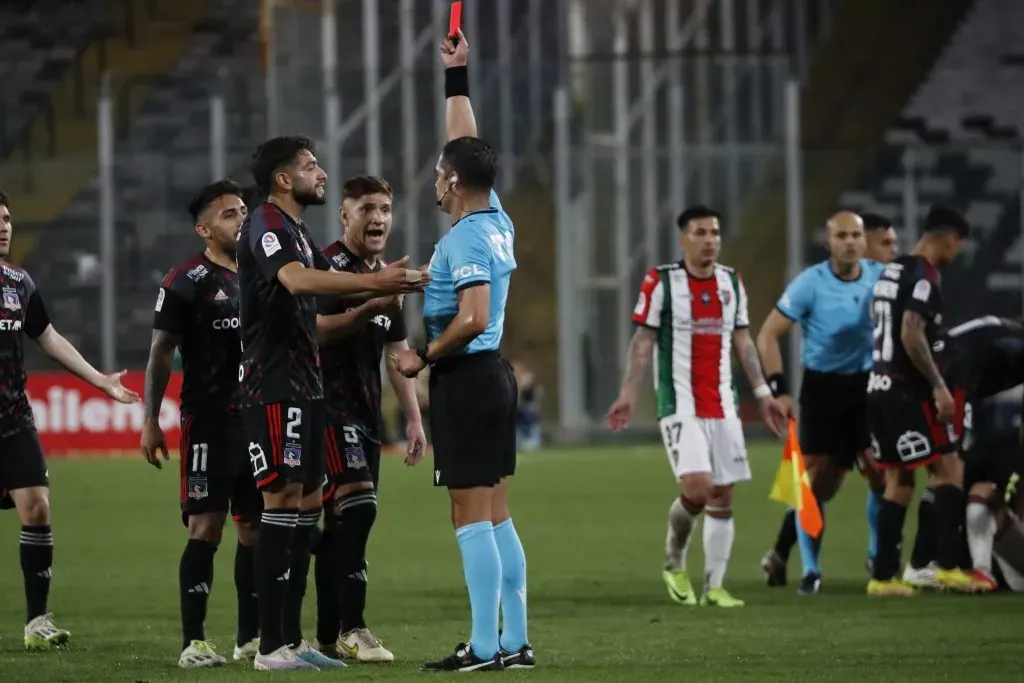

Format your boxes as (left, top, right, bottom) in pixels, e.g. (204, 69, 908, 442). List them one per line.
(658, 414, 751, 486)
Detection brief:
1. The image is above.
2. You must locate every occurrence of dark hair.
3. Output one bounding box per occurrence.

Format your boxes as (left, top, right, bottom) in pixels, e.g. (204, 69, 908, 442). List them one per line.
(342, 175, 393, 202)
(923, 204, 969, 238)
(188, 180, 244, 223)
(861, 212, 892, 231)
(240, 184, 266, 212)
(439, 137, 497, 192)
(251, 135, 316, 196)
(676, 205, 721, 231)
(0, 190, 9, 212)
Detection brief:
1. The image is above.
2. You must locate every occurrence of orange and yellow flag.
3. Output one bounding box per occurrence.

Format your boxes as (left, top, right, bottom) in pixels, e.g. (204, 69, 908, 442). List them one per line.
(769, 419, 823, 538)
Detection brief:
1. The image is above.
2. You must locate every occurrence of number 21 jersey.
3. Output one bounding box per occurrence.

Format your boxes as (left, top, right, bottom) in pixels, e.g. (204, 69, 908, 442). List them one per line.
(870, 254, 943, 397)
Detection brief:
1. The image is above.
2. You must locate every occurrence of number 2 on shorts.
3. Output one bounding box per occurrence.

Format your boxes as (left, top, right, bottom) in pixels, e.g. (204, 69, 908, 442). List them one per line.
(286, 407, 302, 440)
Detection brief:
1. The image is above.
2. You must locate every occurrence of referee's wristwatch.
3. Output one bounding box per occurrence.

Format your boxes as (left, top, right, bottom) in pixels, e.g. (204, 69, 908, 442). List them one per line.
(416, 346, 434, 367)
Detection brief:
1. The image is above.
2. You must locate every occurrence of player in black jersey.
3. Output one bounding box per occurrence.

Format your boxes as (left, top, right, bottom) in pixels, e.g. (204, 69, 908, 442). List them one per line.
(238, 136, 427, 671)
(899, 316, 1024, 591)
(141, 180, 263, 667)
(865, 205, 985, 595)
(0, 190, 139, 649)
(310, 175, 427, 663)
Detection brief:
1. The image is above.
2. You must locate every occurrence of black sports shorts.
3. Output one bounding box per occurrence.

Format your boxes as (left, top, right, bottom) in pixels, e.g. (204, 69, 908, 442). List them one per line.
(429, 351, 517, 489)
(0, 428, 48, 510)
(798, 369, 871, 469)
(179, 414, 262, 526)
(322, 422, 380, 501)
(243, 399, 326, 496)
(867, 378, 965, 470)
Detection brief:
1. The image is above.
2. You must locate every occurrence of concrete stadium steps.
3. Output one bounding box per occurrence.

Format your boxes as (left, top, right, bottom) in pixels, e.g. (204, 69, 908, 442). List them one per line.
(4, 0, 211, 262)
(725, 0, 976, 329)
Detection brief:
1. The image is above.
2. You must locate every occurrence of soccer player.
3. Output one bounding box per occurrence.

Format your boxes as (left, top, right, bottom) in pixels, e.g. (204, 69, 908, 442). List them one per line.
(393, 29, 529, 672)
(239, 136, 426, 670)
(862, 212, 898, 264)
(311, 175, 427, 662)
(607, 205, 787, 608)
(866, 204, 983, 595)
(141, 180, 262, 667)
(0, 189, 139, 649)
(756, 212, 884, 594)
(900, 316, 1024, 590)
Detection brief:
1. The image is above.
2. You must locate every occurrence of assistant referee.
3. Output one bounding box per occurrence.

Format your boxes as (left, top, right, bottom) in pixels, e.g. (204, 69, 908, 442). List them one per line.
(393, 28, 532, 673)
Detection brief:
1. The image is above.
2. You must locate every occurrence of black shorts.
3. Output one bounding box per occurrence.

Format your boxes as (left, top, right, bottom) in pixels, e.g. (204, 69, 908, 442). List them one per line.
(962, 396, 1023, 503)
(429, 351, 517, 489)
(322, 422, 380, 500)
(867, 379, 966, 470)
(798, 370, 871, 469)
(179, 415, 262, 526)
(0, 428, 48, 510)
(243, 399, 326, 496)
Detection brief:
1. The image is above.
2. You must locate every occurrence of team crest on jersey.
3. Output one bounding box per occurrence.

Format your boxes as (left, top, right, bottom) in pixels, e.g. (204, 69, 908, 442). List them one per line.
(283, 445, 302, 468)
(2, 287, 20, 311)
(187, 477, 209, 500)
(721, 290, 732, 306)
(700, 291, 711, 305)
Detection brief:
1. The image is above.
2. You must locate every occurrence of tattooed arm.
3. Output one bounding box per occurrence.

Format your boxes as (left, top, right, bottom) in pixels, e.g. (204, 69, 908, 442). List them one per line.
(732, 328, 770, 392)
(901, 310, 946, 390)
(606, 327, 657, 431)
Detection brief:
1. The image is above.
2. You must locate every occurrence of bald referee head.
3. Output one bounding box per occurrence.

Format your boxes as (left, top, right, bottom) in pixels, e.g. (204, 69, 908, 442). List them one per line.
(825, 211, 866, 275)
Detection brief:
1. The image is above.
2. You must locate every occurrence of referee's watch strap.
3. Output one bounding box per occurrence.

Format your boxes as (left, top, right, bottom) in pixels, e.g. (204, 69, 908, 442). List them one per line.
(767, 373, 789, 397)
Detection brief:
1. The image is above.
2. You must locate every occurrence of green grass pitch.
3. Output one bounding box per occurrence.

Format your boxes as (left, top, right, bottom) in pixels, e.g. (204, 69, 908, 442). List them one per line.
(1, 441, 1023, 681)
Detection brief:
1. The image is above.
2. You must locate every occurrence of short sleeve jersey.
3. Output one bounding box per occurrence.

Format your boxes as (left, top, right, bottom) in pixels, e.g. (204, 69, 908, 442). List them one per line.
(423, 190, 516, 353)
(318, 241, 407, 438)
(775, 259, 885, 374)
(237, 202, 333, 406)
(632, 262, 748, 420)
(0, 261, 52, 437)
(870, 254, 944, 397)
(153, 254, 242, 416)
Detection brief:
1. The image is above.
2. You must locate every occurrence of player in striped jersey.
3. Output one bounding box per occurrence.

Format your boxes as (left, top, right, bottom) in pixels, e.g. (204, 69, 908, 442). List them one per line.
(607, 205, 786, 607)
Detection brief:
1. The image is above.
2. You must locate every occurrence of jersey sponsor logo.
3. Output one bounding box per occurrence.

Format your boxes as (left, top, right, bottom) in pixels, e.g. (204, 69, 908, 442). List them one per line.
(213, 317, 240, 330)
(873, 280, 899, 300)
(1, 263, 24, 282)
(912, 279, 931, 302)
(155, 287, 165, 312)
(370, 314, 392, 331)
(452, 263, 486, 281)
(186, 264, 209, 282)
(686, 318, 727, 335)
(0, 319, 23, 331)
(2, 287, 20, 310)
(262, 231, 282, 257)
(867, 371, 892, 393)
(896, 430, 931, 462)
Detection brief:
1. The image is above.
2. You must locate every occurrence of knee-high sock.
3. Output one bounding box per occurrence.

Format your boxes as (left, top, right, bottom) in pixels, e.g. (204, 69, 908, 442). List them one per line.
(455, 521, 501, 661)
(493, 519, 527, 651)
(702, 511, 735, 589)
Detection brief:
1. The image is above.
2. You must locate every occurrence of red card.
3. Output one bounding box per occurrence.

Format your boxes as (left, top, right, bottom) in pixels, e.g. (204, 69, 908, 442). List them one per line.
(449, 1, 462, 38)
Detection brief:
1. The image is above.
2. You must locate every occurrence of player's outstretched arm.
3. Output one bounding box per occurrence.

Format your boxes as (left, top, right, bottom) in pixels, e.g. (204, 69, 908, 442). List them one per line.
(442, 29, 477, 141)
(141, 329, 179, 468)
(315, 296, 398, 343)
(756, 310, 795, 414)
(276, 259, 427, 298)
(33, 326, 140, 404)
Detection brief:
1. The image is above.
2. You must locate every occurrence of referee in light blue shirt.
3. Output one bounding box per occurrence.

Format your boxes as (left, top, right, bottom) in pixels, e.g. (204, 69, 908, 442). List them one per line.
(754, 211, 887, 595)
(392, 28, 530, 673)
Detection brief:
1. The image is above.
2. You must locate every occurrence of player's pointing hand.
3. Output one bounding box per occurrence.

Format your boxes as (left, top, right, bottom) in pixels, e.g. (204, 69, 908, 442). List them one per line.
(375, 256, 430, 294)
(102, 370, 141, 404)
(440, 29, 469, 68)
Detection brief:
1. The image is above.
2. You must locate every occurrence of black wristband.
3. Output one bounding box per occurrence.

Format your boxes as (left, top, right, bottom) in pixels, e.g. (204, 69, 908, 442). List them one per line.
(445, 66, 469, 98)
(767, 373, 789, 397)
(417, 346, 434, 366)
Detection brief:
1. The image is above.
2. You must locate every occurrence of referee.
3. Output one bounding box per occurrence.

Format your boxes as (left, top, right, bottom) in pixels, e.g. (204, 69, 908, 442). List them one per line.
(756, 211, 885, 595)
(394, 28, 531, 673)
